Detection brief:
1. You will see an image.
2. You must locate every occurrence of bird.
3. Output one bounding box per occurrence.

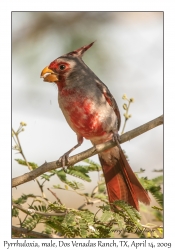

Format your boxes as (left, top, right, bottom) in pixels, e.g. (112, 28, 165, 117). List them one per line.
(40, 42, 150, 211)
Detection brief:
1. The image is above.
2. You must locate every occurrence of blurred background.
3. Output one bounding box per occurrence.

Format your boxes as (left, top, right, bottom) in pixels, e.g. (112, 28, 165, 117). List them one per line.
(12, 12, 163, 222)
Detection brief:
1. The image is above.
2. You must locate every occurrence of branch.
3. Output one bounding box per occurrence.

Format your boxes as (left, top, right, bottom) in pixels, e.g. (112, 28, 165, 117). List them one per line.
(47, 188, 63, 205)
(12, 115, 163, 188)
(12, 226, 61, 238)
(13, 203, 66, 217)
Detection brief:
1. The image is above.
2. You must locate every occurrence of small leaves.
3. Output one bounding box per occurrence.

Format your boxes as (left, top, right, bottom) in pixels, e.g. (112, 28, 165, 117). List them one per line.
(149, 187, 163, 207)
(123, 113, 131, 119)
(93, 193, 107, 201)
(20, 121, 27, 126)
(152, 206, 163, 211)
(12, 208, 19, 217)
(100, 210, 113, 223)
(15, 159, 38, 170)
(123, 103, 127, 110)
(97, 182, 106, 193)
(32, 205, 47, 212)
(14, 194, 32, 204)
(114, 200, 141, 222)
(12, 121, 163, 239)
(62, 212, 76, 227)
(22, 215, 41, 230)
(122, 94, 128, 100)
(139, 175, 163, 207)
(67, 165, 91, 182)
(83, 158, 101, 171)
(41, 174, 52, 181)
(121, 94, 134, 134)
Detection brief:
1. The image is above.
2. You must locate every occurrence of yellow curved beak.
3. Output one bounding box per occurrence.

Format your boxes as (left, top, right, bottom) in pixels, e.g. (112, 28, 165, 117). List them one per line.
(40, 66, 58, 82)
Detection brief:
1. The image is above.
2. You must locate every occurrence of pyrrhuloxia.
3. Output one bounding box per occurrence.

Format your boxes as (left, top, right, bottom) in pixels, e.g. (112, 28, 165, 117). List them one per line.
(40, 42, 150, 210)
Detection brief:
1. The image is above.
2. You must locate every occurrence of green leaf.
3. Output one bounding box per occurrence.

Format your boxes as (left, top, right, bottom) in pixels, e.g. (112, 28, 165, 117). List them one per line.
(93, 193, 107, 201)
(151, 176, 163, 185)
(56, 169, 67, 182)
(152, 206, 163, 211)
(79, 218, 88, 238)
(53, 184, 61, 189)
(100, 210, 112, 223)
(83, 159, 101, 171)
(45, 221, 64, 235)
(12, 208, 19, 217)
(79, 210, 95, 225)
(62, 213, 76, 227)
(67, 166, 91, 182)
(14, 194, 34, 204)
(65, 181, 85, 190)
(149, 186, 163, 207)
(138, 175, 163, 207)
(43, 225, 53, 235)
(98, 182, 106, 193)
(15, 159, 38, 169)
(31, 205, 47, 212)
(48, 202, 67, 213)
(98, 204, 111, 211)
(22, 215, 41, 230)
(113, 213, 125, 230)
(41, 174, 51, 181)
(152, 210, 163, 222)
(114, 200, 141, 222)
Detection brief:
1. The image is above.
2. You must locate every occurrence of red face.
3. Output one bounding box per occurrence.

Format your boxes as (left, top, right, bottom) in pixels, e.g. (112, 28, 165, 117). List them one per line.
(40, 41, 95, 83)
(40, 60, 71, 83)
(49, 61, 70, 73)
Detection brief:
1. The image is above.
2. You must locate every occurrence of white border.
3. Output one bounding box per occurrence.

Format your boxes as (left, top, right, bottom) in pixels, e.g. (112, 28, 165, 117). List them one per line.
(1, 0, 174, 248)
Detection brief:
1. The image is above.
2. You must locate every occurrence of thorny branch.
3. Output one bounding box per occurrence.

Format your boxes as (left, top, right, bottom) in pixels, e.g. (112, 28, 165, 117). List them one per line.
(12, 115, 163, 188)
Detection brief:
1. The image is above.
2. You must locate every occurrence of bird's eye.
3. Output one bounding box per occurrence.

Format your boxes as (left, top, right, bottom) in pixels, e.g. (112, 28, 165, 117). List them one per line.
(59, 64, 66, 70)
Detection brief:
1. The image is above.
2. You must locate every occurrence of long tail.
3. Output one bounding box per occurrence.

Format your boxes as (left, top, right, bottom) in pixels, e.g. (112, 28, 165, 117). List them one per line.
(98, 146, 150, 211)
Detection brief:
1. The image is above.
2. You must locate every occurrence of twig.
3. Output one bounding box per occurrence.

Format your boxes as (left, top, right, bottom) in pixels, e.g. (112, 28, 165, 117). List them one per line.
(13, 203, 67, 217)
(78, 199, 101, 210)
(12, 115, 163, 188)
(12, 128, 32, 171)
(121, 95, 133, 134)
(47, 188, 63, 205)
(21, 199, 35, 227)
(12, 226, 61, 238)
(141, 224, 163, 230)
(12, 127, 46, 198)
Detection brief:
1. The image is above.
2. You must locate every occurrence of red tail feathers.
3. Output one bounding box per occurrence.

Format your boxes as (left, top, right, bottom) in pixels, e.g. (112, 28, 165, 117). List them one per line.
(99, 146, 150, 211)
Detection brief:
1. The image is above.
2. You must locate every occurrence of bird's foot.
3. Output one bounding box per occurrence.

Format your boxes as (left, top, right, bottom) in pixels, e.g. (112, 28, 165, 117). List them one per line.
(56, 139, 83, 172)
(112, 131, 121, 147)
(56, 152, 70, 172)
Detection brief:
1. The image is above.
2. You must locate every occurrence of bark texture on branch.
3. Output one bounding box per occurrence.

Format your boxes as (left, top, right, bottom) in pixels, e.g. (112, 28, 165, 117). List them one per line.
(12, 115, 163, 188)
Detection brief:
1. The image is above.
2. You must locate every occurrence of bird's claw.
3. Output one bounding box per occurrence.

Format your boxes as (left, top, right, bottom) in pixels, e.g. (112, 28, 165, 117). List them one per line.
(116, 133, 121, 143)
(56, 153, 70, 172)
(112, 132, 121, 147)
